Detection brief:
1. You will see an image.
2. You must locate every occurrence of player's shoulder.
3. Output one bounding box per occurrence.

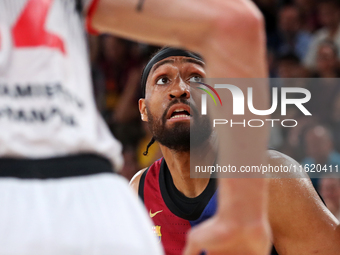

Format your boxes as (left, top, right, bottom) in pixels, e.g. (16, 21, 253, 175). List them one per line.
(129, 158, 163, 194)
(129, 168, 148, 194)
(266, 149, 307, 178)
(267, 149, 298, 165)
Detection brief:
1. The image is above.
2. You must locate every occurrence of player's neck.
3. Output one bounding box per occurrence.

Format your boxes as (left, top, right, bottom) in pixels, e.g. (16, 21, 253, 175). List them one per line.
(160, 143, 212, 198)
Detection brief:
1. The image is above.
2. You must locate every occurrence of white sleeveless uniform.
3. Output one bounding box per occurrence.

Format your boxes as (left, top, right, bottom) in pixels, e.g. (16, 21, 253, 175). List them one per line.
(0, 0, 122, 170)
(0, 1, 163, 254)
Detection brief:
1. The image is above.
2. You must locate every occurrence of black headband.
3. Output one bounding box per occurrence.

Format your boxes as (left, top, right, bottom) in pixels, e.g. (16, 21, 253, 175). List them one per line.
(140, 47, 204, 98)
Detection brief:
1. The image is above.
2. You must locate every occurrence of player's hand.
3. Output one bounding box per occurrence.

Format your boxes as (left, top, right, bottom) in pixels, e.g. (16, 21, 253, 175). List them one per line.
(183, 211, 271, 255)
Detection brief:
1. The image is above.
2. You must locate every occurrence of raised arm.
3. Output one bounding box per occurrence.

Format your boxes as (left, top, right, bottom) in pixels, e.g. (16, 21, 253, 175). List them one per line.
(91, 0, 267, 77)
(91, 1, 270, 254)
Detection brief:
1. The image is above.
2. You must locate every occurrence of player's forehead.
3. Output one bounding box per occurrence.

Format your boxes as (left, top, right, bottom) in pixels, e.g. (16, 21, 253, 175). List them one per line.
(149, 56, 205, 75)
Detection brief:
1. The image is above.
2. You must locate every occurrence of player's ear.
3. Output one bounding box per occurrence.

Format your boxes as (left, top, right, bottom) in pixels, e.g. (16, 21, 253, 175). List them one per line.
(139, 98, 148, 122)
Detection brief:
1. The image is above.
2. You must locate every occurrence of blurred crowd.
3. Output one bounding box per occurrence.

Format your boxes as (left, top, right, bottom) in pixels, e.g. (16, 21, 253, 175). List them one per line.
(88, 0, 340, 222)
(88, 35, 162, 180)
(258, 0, 340, 220)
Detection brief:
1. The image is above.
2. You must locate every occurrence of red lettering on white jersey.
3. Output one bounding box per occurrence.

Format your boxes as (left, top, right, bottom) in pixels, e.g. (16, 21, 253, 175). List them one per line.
(13, 0, 66, 54)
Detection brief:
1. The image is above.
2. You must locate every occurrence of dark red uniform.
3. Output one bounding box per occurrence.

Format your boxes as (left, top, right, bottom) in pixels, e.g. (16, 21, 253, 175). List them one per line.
(138, 158, 217, 255)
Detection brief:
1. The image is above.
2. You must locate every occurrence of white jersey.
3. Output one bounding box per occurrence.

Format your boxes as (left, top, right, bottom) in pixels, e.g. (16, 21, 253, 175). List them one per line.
(0, 0, 123, 170)
(0, 173, 164, 255)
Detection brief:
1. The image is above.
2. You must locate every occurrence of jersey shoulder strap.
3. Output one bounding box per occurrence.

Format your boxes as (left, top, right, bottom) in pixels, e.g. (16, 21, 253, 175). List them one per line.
(138, 167, 149, 203)
(138, 158, 164, 203)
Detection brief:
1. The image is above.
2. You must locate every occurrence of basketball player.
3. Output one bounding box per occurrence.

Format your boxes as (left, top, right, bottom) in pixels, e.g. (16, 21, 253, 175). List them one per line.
(1, 0, 270, 254)
(130, 47, 340, 255)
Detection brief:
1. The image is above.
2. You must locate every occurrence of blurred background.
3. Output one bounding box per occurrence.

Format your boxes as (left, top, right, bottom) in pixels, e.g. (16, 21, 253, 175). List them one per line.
(88, 0, 340, 224)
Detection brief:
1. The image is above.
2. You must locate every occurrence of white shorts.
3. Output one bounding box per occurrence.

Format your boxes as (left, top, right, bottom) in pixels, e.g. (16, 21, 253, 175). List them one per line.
(0, 173, 164, 255)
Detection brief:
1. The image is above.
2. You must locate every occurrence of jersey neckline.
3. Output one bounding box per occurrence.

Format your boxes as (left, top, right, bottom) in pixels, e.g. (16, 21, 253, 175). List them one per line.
(159, 158, 216, 221)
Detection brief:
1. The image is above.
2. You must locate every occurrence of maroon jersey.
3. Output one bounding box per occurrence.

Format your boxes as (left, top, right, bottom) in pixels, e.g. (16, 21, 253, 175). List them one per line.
(138, 158, 217, 255)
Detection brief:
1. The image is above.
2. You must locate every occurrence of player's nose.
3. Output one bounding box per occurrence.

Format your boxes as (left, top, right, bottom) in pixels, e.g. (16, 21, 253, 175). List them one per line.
(169, 78, 190, 99)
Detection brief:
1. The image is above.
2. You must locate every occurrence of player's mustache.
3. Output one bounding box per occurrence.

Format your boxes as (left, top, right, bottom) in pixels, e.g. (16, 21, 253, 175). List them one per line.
(161, 98, 199, 124)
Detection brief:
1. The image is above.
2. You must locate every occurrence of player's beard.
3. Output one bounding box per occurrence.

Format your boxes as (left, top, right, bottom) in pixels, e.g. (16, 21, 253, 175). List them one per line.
(146, 98, 212, 152)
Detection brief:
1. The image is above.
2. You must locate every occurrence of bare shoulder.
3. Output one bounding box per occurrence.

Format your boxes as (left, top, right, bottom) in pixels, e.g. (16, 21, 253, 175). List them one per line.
(266, 149, 308, 178)
(265, 150, 340, 254)
(265, 149, 316, 207)
(265, 149, 317, 200)
(267, 149, 299, 166)
(129, 168, 148, 194)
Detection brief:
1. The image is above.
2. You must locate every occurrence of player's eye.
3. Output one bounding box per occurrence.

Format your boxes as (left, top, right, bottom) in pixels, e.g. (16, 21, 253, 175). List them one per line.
(189, 75, 202, 83)
(156, 77, 170, 85)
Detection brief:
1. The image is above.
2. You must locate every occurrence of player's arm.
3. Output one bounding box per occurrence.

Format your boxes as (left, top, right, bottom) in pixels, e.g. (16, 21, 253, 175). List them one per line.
(90, 0, 267, 77)
(267, 150, 340, 255)
(91, 1, 270, 254)
(129, 168, 147, 195)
